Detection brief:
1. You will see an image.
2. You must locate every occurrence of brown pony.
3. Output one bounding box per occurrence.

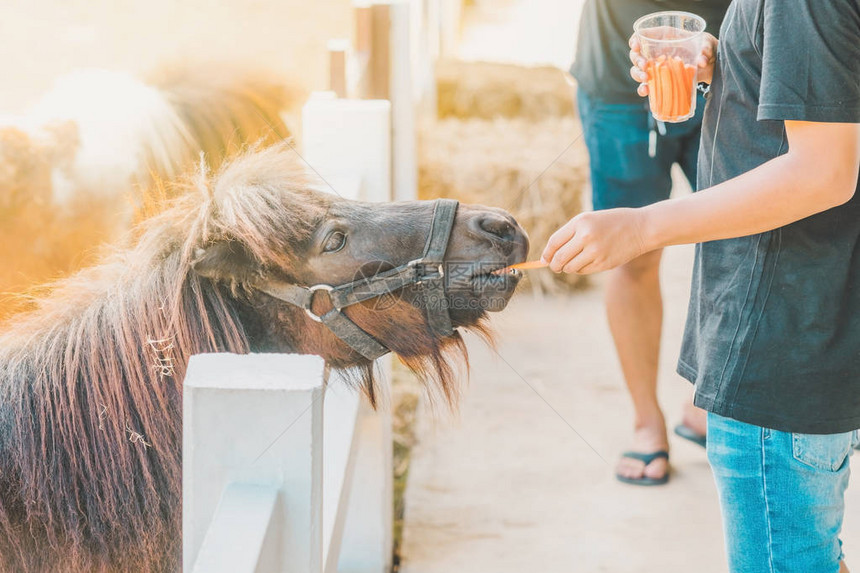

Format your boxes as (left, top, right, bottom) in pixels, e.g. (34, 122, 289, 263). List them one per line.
(0, 144, 527, 572)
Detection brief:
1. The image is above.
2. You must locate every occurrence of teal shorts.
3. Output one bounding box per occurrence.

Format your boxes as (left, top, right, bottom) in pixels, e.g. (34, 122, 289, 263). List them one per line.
(577, 89, 706, 211)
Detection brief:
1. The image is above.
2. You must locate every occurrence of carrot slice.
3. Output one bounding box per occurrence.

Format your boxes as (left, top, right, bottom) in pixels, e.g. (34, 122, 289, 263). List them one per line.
(680, 58, 690, 116)
(651, 62, 660, 115)
(684, 73, 693, 115)
(681, 62, 695, 116)
(668, 59, 679, 118)
(658, 62, 672, 118)
(506, 260, 548, 271)
(492, 260, 548, 274)
(646, 60, 660, 115)
(685, 64, 697, 86)
(672, 57, 687, 117)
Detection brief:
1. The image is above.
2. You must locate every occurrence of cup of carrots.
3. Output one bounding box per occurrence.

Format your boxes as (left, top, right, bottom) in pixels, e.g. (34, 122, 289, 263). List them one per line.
(633, 11, 706, 123)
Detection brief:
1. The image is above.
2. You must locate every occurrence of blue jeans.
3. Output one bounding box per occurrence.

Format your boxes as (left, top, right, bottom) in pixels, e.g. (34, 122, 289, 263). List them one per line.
(707, 412, 858, 572)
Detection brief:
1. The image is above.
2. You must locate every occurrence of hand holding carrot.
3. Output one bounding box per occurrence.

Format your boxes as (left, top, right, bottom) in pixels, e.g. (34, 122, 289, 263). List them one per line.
(540, 208, 650, 275)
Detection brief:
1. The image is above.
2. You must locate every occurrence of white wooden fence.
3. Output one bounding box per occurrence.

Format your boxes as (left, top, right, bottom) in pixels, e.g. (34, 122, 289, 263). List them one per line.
(183, 354, 394, 573)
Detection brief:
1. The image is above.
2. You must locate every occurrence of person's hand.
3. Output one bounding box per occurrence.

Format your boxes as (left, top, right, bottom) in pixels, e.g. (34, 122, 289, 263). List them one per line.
(628, 32, 718, 97)
(540, 208, 650, 274)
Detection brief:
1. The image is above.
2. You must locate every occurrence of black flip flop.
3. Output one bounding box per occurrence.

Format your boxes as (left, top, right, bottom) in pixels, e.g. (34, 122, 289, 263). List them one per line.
(615, 450, 670, 486)
(674, 423, 707, 449)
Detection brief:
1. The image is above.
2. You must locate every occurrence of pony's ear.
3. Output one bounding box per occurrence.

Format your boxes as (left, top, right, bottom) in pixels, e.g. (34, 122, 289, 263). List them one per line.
(192, 240, 261, 284)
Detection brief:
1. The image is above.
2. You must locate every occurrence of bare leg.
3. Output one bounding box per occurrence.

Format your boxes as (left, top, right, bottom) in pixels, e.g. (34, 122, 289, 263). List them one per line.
(681, 397, 708, 436)
(606, 250, 668, 481)
(840, 561, 850, 573)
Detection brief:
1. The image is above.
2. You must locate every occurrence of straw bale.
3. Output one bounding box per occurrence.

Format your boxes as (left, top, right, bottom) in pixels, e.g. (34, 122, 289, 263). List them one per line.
(436, 59, 576, 120)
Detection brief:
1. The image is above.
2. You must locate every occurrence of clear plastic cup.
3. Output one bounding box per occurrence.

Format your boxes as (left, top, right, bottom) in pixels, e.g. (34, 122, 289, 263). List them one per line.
(633, 11, 706, 123)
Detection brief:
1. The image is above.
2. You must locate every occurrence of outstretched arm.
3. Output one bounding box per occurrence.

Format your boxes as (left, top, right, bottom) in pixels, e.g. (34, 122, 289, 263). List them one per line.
(542, 120, 860, 274)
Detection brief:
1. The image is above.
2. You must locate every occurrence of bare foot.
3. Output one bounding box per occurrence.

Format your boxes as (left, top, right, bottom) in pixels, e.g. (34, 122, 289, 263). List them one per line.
(617, 419, 669, 482)
(681, 400, 707, 436)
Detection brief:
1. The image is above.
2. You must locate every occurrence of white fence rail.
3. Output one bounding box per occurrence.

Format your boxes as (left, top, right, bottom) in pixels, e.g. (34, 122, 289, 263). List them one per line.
(183, 354, 393, 573)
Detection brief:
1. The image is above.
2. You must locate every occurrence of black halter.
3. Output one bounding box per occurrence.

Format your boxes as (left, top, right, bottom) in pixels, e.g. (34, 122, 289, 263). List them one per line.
(259, 199, 460, 360)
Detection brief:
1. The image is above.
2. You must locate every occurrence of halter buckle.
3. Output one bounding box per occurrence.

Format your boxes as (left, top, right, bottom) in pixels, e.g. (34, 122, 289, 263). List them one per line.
(408, 258, 445, 285)
(304, 284, 336, 322)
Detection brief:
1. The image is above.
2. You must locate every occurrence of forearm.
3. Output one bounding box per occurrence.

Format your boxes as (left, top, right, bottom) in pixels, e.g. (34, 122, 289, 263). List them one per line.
(641, 152, 858, 250)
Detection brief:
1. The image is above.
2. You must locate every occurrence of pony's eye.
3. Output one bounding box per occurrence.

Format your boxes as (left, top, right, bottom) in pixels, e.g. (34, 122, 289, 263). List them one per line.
(323, 231, 347, 253)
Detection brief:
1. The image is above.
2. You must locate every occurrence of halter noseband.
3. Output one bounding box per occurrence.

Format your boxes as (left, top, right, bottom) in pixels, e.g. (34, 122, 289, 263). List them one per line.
(258, 199, 460, 360)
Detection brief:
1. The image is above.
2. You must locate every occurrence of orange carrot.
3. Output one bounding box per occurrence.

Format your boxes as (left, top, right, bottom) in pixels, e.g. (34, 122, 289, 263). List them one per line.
(658, 62, 672, 118)
(668, 59, 679, 117)
(686, 65, 697, 115)
(504, 260, 548, 271)
(646, 60, 660, 115)
(685, 64, 697, 87)
(491, 260, 547, 275)
(680, 61, 695, 116)
(672, 57, 687, 117)
(657, 54, 672, 116)
(684, 74, 693, 114)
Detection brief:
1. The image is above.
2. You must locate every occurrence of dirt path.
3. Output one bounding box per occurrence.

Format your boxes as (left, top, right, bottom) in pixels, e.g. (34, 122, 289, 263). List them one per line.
(400, 243, 860, 572)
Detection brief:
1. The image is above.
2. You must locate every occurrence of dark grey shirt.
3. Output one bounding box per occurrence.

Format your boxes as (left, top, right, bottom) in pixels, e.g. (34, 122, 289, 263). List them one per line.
(678, 0, 860, 433)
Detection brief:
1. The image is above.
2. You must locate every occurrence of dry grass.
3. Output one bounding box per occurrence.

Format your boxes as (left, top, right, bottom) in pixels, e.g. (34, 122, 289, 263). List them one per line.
(418, 116, 589, 293)
(0, 125, 126, 322)
(436, 59, 577, 120)
(391, 361, 423, 572)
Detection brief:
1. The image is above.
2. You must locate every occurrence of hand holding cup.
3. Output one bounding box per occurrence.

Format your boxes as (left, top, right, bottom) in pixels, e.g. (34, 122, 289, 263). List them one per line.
(628, 12, 717, 122)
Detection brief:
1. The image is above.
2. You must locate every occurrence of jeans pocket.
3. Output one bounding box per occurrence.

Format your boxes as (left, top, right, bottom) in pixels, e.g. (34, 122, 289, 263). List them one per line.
(792, 432, 855, 472)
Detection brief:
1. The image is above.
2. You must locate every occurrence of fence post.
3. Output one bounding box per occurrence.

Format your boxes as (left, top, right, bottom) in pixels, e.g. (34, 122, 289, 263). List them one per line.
(302, 96, 391, 202)
(354, 4, 373, 99)
(368, 3, 391, 100)
(411, 0, 438, 113)
(328, 39, 349, 98)
(183, 353, 327, 573)
(388, 0, 418, 202)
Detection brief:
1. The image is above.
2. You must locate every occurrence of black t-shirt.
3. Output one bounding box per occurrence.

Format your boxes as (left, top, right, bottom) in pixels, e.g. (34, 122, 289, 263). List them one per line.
(571, 0, 731, 104)
(678, 0, 860, 433)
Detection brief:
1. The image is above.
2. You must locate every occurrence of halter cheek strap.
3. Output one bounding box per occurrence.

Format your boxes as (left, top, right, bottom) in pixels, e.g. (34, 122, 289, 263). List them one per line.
(415, 197, 457, 339)
(257, 199, 460, 361)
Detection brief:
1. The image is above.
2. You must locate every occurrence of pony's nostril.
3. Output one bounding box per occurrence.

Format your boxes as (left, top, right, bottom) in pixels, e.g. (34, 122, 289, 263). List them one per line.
(477, 214, 516, 242)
